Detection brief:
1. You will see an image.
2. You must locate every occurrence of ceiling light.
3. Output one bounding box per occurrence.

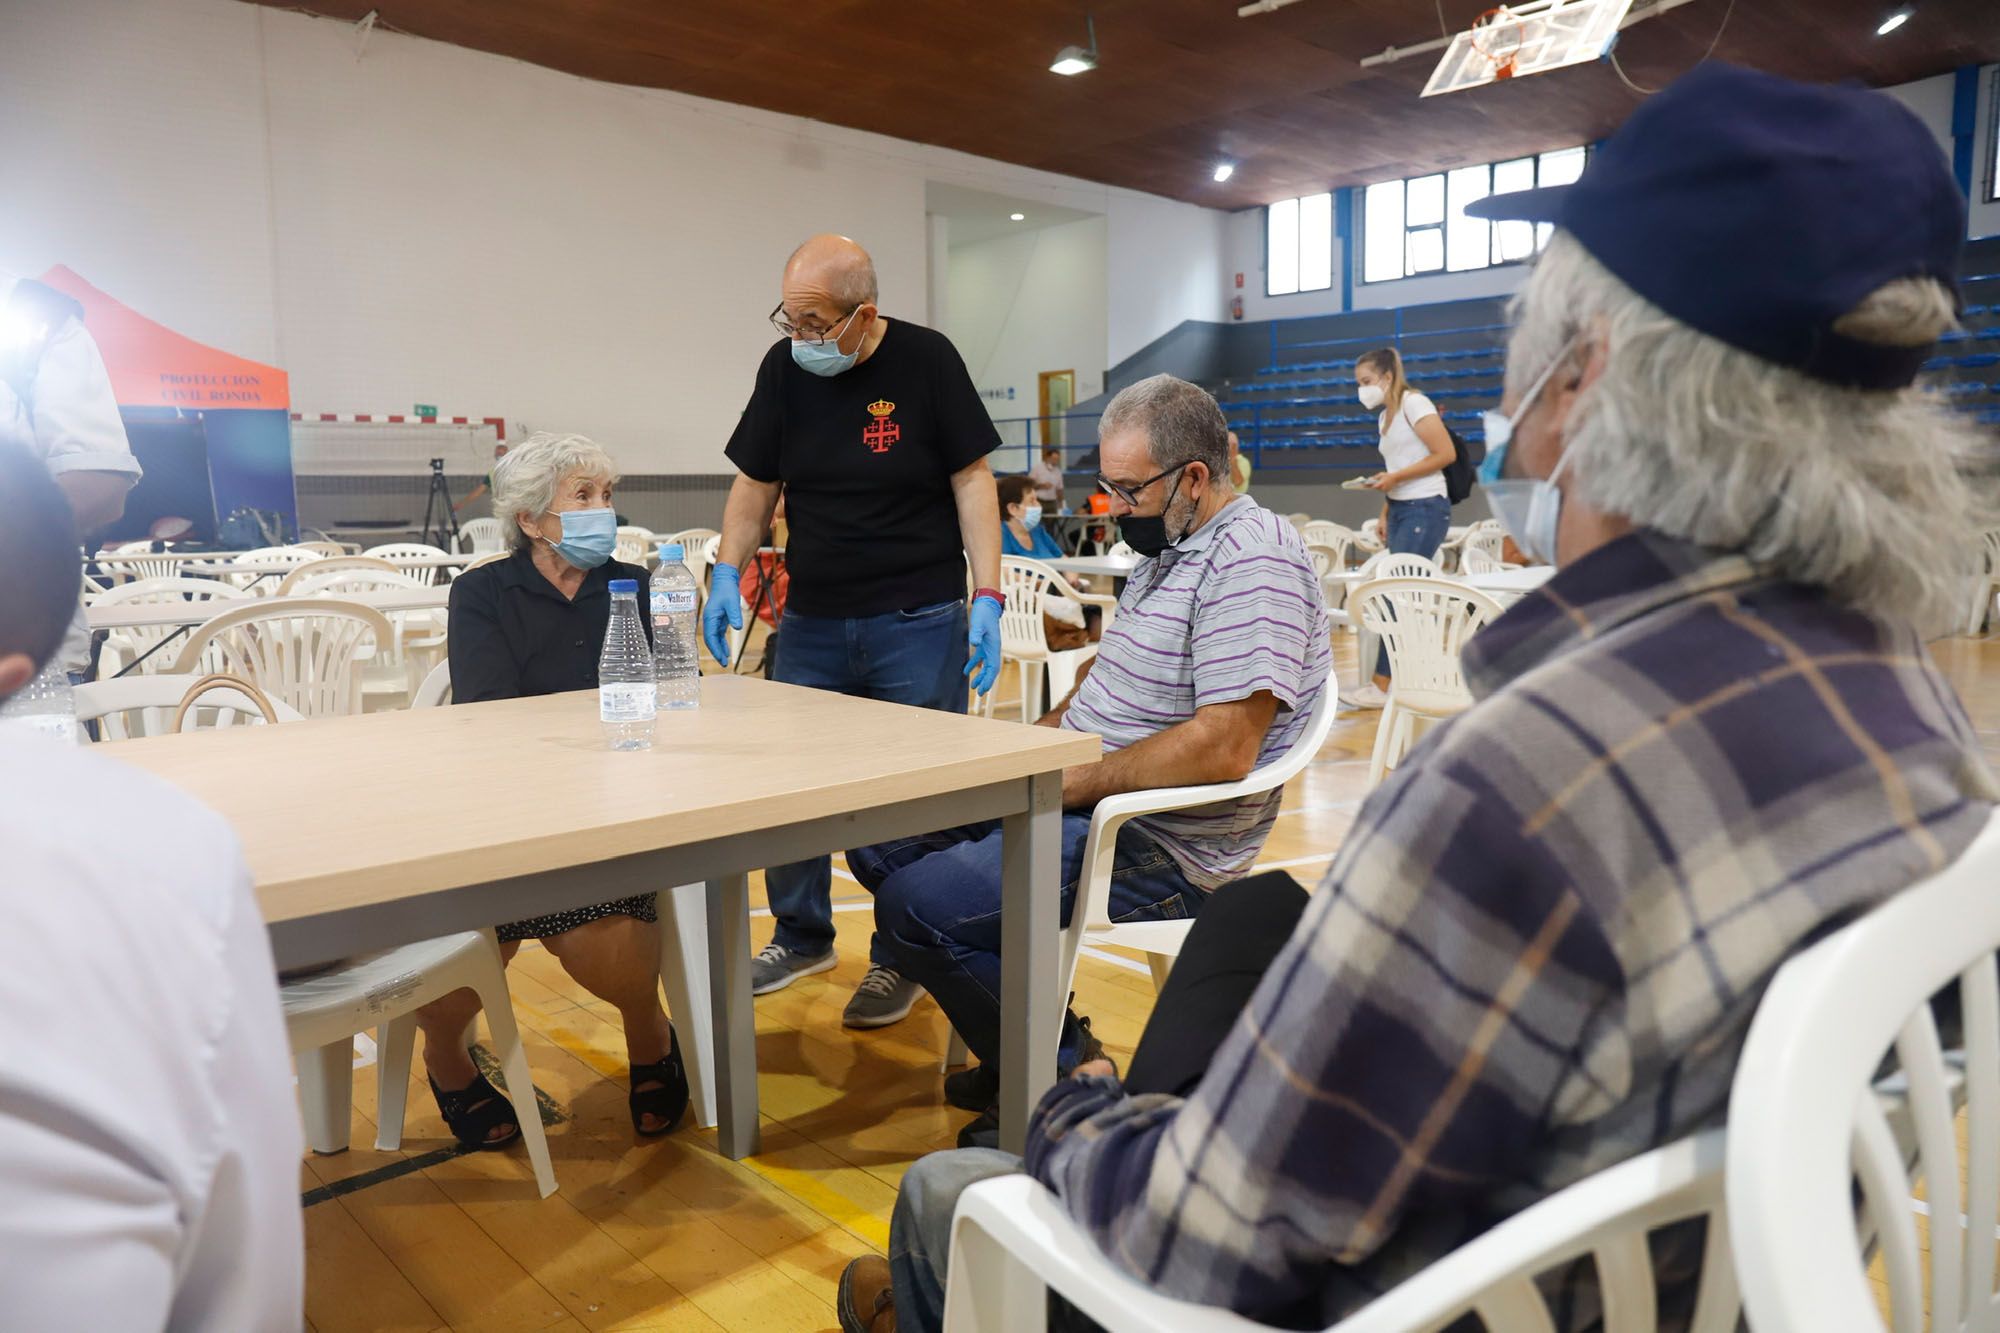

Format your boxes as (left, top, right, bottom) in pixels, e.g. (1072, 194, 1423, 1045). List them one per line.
(1010, 212, 1026, 221)
(1876, 7, 1911, 33)
(1213, 163, 1236, 183)
(1051, 15, 1099, 75)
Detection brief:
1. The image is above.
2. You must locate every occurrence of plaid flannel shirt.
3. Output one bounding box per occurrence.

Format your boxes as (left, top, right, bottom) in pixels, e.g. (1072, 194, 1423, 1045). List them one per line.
(1026, 530, 1996, 1328)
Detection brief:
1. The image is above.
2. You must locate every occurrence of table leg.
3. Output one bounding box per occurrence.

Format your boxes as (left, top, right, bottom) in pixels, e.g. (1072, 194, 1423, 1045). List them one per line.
(708, 872, 759, 1158)
(998, 770, 1063, 1151)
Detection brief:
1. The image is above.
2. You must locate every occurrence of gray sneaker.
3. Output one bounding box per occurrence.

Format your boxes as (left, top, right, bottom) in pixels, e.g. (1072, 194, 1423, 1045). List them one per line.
(841, 964, 924, 1029)
(750, 943, 837, 996)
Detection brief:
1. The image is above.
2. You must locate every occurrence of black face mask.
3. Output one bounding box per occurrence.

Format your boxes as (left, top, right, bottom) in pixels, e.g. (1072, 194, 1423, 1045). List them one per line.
(1118, 468, 1188, 558)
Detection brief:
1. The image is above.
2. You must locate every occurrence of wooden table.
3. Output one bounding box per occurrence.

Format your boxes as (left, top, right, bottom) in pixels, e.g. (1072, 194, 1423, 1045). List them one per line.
(105, 676, 1098, 1156)
(1047, 554, 1139, 581)
(87, 587, 451, 631)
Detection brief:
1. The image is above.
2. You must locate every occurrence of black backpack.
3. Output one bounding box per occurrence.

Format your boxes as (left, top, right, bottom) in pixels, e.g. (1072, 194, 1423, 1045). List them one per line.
(1441, 423, 1486, 505)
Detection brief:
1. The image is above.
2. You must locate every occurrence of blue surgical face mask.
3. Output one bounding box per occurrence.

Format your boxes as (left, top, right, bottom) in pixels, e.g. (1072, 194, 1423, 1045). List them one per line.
(1020, 505, 1043, 529)
(541, 506, 617, 570)
(1478, 340, 1576, 565)
(788, 307, 865, 377)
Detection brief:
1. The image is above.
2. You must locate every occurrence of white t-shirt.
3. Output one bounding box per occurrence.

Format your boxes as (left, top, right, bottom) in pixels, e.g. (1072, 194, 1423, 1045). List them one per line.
(1, 272, 143, 671)
(1376, 391, 1449, 502)
(0, 732, 303, 1331)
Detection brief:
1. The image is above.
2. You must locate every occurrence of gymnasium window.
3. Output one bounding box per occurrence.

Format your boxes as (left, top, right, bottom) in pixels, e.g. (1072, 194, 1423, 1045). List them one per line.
(1266, 192, 1334, 296)
(1360, 146, 1586, 284)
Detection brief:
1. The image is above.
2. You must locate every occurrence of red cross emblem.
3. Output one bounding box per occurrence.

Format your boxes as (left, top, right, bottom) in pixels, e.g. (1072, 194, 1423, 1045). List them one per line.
(864, 399, 901, 454)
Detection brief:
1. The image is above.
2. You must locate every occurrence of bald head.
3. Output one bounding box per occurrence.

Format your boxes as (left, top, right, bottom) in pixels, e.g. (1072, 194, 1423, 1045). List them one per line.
(784, 234, 878, 315)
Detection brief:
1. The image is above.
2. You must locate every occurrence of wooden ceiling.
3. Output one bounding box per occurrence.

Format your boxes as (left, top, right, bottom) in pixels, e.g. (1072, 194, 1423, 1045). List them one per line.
(244, 0, 2000, 209)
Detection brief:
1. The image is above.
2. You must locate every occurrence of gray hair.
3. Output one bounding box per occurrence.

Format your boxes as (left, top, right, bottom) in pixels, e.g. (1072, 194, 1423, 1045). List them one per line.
(1506, 232, 1998, 635)
(1100, 374, 1232, 484)
(493, 432, 620, 552)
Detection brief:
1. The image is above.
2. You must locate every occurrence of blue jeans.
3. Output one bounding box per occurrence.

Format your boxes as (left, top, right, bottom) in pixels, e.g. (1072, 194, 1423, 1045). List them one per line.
(891, 1147, 1022, 1333)
(1377, 493, 1452, 679)
(849, 815, 1201, 1068)
(766, 600, 969, 968)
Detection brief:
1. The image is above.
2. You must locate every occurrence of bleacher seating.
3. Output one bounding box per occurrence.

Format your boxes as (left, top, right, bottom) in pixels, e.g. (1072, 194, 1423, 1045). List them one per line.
(1218, 258, 2000, 465)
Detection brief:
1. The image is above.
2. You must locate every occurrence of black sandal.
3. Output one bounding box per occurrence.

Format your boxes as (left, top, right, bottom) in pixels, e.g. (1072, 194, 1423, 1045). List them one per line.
(630, 1028, 690, 1137)
(428, 1071, 522, 1152)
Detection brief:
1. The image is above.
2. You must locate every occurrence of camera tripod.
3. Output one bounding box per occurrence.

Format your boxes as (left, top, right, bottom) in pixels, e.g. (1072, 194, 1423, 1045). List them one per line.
(421, 457, 462, 553)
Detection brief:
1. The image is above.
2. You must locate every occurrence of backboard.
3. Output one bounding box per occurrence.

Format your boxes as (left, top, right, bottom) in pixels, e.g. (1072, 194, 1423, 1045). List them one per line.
(1422, 0, 1636, 97)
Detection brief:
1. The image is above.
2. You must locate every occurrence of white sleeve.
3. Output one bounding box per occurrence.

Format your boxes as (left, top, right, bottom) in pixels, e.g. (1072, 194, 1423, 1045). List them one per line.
(32, 318, 141, 480)
(0, 1100, 183, 1329)
(1402, 392, 1439, 426)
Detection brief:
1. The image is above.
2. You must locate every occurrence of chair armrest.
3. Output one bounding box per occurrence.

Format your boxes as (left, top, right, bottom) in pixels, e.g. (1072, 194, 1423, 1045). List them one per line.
(944, 1176, 1265, 1333)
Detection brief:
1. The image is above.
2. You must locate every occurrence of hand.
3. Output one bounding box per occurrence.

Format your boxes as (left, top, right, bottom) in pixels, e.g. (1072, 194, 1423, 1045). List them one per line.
(1360, 472, 1392, 490)
(1072, 1058, 1117, 1081)
(965, 594, 1003, 695)
(702, 562, 743, 666)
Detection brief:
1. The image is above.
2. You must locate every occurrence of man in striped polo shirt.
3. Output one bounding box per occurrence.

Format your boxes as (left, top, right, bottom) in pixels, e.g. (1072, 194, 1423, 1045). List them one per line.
(850, 373, 1332, 1146)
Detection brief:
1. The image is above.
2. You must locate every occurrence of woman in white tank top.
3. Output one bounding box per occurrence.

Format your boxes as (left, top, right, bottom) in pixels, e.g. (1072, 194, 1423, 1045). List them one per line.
(1351, 347, 1456, 704)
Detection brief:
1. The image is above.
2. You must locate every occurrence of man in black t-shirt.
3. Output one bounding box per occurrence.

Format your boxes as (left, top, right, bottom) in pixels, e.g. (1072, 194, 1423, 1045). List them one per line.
(708, 233, 1004, 1029)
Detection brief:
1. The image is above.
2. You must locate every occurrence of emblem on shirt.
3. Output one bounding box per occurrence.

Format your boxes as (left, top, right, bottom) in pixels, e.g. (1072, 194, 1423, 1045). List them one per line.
(863, 399, 901, 454)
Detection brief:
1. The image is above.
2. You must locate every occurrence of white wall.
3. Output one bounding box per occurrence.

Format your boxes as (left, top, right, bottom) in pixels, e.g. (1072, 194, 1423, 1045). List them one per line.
(1105, 189, 1229, 364)
(0, 0, 1230, 472)
(945, 217, 1108, 462)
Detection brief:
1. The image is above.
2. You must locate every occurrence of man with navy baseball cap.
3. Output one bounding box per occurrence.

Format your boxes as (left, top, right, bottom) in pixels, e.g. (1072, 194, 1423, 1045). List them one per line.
(837, 63, 2000, 1333)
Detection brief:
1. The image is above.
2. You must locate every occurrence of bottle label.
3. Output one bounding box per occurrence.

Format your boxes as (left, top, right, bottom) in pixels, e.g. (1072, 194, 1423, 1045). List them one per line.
(599, 682, 657, 723)
(652, 589, 697, 616)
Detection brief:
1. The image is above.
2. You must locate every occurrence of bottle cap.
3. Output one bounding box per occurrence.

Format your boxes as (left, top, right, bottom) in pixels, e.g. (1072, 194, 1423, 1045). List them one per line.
(609, 578, 638, 593)
(659, 543, 685, 562)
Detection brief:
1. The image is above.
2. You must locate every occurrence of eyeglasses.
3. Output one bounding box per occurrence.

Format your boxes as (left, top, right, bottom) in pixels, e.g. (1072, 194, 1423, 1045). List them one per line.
(1096, 461, 1190, 508)
(768, 302, 860, 345)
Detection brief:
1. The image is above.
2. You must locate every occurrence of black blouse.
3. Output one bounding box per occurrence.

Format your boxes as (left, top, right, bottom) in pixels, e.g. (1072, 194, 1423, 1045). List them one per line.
(447, 548, 653, 703)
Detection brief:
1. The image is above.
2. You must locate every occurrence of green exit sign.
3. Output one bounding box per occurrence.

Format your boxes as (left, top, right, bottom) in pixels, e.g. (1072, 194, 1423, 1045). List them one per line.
(413, 403, 438, 417)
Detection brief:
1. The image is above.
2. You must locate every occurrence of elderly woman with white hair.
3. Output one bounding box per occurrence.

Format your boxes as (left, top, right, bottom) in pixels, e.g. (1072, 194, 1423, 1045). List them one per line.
(415, 432, 687, 1149)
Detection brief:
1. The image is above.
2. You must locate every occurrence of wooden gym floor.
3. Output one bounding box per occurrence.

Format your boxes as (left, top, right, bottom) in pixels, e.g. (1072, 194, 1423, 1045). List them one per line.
(298, 632, 2000, 1332)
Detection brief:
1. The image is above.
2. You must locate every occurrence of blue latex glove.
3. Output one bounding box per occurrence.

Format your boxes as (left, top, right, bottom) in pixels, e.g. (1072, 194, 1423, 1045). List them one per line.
(703, 561, 743, 666)
(965, 594, 1003, 695)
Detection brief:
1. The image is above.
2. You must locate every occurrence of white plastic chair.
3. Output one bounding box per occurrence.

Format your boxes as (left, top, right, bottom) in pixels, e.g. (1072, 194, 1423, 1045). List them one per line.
(1729, 810, 2000, 1333)
(945, 1130, 1736, 1332)
(944, 682, 1338, 1071)
(227, 545, 327, 594)
(1968, 529, 2000, 636)
(94, 547, 181, 585)
(287, 930, 558, 1198)
(275, 554, 400, 595)
(170, 598, 392, 719)
(661, 529, 720, 599)
(294, 539, 350, 558)
(412, 660, 453, 709)
(463, 549, 510, 571)
(1353, 577, 1503, 786)
(614, 525, 656, 567)
(89, 578, 253, 677)
(1352, 518, 1386, 557)
(287, 567, 444, 704)
(75, 672, 303, 741)
(979, 557, 1100, 723)
(1460, 528, 1519, 576)
(1064, 685, 1335, 991)
(1299, 520, 1356, 563)
(456, 517, 505, 555)
(362, 541, 456, 586)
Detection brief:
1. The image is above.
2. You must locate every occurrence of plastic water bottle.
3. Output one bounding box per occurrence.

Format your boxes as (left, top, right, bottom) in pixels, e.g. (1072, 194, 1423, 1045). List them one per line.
(0, 660, 78, 745)
(651, 544, 702, 712)
(599, 579, 656, 751)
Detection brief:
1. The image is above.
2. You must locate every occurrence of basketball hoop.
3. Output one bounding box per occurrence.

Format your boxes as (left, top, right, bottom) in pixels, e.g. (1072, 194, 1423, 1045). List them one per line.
(1468, 6, 1527, 80)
